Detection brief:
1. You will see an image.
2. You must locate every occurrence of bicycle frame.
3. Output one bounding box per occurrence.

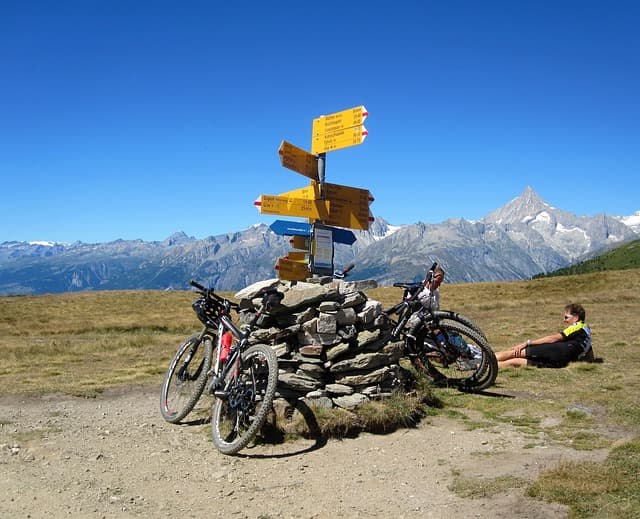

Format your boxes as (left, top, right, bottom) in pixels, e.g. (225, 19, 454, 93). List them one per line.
(207, 313, 249, 396)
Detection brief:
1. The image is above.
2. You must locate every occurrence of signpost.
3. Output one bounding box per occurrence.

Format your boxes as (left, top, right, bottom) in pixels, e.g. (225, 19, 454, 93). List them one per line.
(256, 105, 372, 280)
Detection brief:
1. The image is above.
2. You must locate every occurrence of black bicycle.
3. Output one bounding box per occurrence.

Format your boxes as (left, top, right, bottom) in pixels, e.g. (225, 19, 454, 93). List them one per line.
(160, 280, 280, 455)
(385, 263, 498, 392)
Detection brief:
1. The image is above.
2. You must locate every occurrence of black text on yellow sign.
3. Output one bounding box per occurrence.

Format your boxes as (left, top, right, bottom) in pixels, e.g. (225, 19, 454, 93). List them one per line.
(311, 105, 368, 155)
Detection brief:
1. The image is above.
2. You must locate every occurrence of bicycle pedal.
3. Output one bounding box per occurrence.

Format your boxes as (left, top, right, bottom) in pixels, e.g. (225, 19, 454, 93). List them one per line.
(207, 376, 220, 395)
(214, 389, 229, 399)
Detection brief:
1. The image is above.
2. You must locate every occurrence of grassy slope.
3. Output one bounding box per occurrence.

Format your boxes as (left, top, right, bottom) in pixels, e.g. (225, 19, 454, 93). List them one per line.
(535, 238, 640, 277)
(1, 270, 639, 516)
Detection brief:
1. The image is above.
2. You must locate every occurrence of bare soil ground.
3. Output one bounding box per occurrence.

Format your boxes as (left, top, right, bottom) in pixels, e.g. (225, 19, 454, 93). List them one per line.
(0, 385, 618, 519)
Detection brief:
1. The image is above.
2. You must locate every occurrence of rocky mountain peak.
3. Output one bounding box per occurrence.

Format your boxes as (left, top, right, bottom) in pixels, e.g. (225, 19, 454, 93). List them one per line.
(162, 231, 194, 246)
(483, 186, 551, 225)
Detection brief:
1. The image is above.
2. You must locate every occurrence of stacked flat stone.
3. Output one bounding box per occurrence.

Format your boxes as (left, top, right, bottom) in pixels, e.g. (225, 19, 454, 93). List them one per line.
(234, 278, 408, 410)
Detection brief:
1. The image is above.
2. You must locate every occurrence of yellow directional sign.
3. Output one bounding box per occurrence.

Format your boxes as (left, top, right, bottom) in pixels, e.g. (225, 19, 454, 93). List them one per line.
(265, 181, 374, 230)
(315, 181, 374, 230)
(312, 105, 368, 136)
(322, 208, 373, 230)
(255, 194, 330, 219)
(279, 183, 321, 200)
(312, 125, 368, 155)
(275, 256, 309, 281)
(311, 105, 368, 155)
(289, 235, 310, 250)
(278, 140, 318, 180)
(323, 182, 373, 205)
(285, 251, 308, 262)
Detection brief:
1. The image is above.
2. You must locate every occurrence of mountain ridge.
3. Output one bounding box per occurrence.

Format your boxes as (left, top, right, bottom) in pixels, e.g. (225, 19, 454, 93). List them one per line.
(1, 188, 638, 294)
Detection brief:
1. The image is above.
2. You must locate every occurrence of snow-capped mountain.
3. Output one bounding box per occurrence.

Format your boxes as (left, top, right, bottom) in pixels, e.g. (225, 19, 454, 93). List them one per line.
(1, 188, 637, 294)
(617, 211, 640, 233)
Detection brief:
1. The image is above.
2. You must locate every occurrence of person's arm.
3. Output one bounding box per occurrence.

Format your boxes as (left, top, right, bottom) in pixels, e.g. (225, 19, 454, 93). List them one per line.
(528, 332, 564, 345)
(510, 331, 564, 357)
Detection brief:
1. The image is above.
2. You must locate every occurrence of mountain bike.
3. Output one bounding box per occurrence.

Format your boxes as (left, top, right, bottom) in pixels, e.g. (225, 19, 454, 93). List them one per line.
(384, 263, 498, 391)
(160, 280, 280, 455)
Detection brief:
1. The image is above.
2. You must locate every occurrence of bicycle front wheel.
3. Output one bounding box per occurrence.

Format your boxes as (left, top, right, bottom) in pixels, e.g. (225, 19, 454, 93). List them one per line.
(160, 334, 213, 423)
(414, 321, 498, 392)
(211, 344, 278, 455)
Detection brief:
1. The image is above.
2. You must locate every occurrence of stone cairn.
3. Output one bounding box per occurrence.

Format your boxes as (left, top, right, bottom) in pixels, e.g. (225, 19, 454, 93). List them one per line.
(234, 278, 410, 411)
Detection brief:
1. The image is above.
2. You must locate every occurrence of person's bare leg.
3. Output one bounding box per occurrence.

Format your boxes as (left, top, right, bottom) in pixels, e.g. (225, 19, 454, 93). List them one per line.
(496, 347, 523, 361)
(498, 358, 528, 368)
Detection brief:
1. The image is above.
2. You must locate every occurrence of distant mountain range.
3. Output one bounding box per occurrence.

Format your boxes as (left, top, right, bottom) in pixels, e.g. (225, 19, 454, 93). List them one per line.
(1, 187, 638, 295)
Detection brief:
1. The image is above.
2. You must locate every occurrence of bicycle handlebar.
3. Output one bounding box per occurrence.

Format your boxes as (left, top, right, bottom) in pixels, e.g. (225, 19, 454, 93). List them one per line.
(342, 264, 355, 275)
(189, 280, 239, 311)
(333, 263, 355, 279)
(189, 279, 206, 292)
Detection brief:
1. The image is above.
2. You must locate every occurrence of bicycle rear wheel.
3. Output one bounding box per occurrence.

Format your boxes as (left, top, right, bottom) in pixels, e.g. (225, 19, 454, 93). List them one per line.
(211, 344, 278, 455)
(432, 310, 487, 341)
(160, 334, 213, 423)
(414, 321, 498, 392)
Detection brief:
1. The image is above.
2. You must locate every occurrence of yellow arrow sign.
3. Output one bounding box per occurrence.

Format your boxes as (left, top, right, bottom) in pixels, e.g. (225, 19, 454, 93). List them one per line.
(289, 235, 310, 250)
(279, 183, 321, 200)
(268, 181, 374, 230)
(315, 181, 374, 230)
(278, 140, 318, 180)
(312, 105, 368, 135)
(275, 257, 309, 281)
(323, 182, 373, 205)
(312, 124, 368, 155)
(321, 208, 373, 230)
(311, 105, 368, 154)
(285, 251, 308, 262)
(255, 194, 330, 219)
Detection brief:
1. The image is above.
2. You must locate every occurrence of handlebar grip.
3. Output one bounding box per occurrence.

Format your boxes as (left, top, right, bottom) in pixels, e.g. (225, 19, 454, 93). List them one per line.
(189, 279, 206, 292)
(343, 264, 355, 275)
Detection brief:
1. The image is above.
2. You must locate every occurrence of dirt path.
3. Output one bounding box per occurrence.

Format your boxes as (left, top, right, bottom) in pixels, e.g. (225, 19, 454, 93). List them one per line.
(0, 385, 610, 518)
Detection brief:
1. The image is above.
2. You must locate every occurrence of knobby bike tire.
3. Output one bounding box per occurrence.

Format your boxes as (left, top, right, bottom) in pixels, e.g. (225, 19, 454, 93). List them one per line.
(413, 320, 498, 392)
(211, 343, 278, 455)
(431, 310, 487, 341)
(424, 311, 496, 390)
(420, 311, 494, 389)
(160, 334, 213, 423)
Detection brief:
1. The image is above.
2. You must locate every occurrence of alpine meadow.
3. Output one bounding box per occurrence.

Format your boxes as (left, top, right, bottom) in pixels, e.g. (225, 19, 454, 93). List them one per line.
(1, 268, 639, 516)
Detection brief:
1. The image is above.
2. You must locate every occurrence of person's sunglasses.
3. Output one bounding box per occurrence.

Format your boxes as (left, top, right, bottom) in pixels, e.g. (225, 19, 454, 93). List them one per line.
(563, 314, 574, 320)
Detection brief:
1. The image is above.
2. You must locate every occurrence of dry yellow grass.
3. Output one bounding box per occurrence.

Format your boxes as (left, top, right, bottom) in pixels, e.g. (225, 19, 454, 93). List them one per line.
(1, 271, 639, 515)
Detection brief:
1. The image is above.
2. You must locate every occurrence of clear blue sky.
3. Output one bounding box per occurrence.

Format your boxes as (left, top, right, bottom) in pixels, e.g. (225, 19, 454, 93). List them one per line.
(2, 1, 639, 243)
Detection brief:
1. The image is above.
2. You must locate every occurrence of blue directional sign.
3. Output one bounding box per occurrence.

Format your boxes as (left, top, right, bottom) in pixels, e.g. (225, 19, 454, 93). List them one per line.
(329, 227, 357, 245)
(269, 220, 356, 245)
(270, 220, 311, 237)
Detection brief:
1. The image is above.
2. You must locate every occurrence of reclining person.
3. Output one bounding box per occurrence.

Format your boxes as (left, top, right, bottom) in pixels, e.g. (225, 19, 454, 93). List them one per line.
(496, 303, 593, 368)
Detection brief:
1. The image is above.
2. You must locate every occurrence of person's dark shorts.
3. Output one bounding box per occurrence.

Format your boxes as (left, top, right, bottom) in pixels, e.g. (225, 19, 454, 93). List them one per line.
(524, 342, 582, 368)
